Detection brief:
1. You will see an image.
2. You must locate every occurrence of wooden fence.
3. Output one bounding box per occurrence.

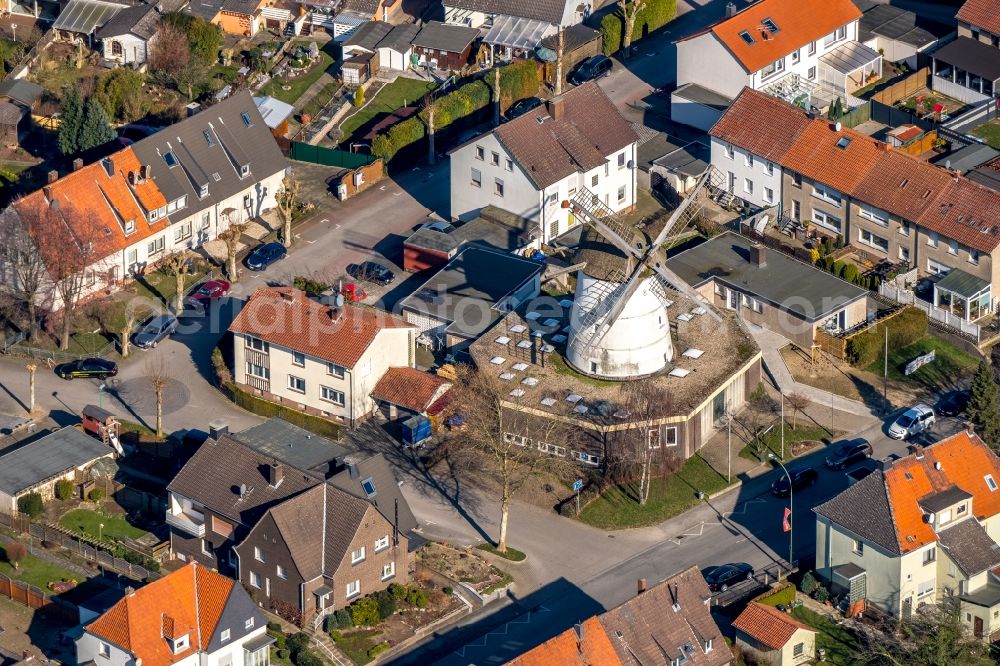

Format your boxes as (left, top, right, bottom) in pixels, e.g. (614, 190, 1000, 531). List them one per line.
(871, 68, 929, 105)
(0, 573, 78, 624)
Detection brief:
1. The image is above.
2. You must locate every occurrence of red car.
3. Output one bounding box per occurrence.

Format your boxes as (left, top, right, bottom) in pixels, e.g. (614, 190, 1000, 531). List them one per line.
(185, 279, 231, 308)
(342, 283, 367, 302)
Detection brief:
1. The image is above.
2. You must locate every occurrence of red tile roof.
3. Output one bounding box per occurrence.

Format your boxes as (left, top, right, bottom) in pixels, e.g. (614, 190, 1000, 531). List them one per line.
(229, 287, 414, 368)
(371, 367, 451, 413)
(732, 602, 813, 651)
(680, 0, 861, 73)
(852, 149, 954, 227)
(709, 88, 814, 163)
(781, 120, 887, 196)
(957, 0, 1000, 37)
(884, 431, 1000, 554)
(916, 177, 1000, 254)
(505, 616, 622, 666)
(86, 562, 234, 666)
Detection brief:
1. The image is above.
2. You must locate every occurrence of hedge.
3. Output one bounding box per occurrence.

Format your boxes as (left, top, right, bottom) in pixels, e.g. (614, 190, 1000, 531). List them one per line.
(421, 79, 491, 129)
(224, 383, 343, 440)
(601, 0, 678, 55)
(846, 307, 928, 367)
(494, 59, 540, 109)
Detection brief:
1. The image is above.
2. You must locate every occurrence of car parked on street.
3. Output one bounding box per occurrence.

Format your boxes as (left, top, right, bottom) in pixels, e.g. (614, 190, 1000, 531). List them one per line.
(346, 261, 395, 286)
(184, 278, 231, 309)
(825, 439, 873, 470)
(937, 391, 969, 417)
(132, 314, 178, 349)
(568, 55, 613, 85)
(888, 403, 936, 439)
(703, 562, 754, 592)
(54, 358, 118, 380)
(770, 467, 818, 497)
(245, 242, 287, 271)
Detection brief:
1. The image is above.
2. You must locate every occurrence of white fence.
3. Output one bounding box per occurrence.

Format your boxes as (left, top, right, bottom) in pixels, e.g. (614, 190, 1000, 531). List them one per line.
(879, 283, 981, 342)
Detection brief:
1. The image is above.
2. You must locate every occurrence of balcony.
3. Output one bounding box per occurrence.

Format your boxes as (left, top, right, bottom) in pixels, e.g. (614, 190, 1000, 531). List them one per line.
(166, 510, 206, 537)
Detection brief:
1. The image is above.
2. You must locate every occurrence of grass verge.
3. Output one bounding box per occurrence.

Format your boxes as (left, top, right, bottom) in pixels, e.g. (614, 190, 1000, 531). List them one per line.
(972, 119, 1000, 150)
(0, 546, 81, 590)
(739, 424, 832, 463)
(578, 455, 728, 529)
(476, 543, 526, 561)
(791, 605, 859, 665)
(339, 78, 437, 143)
(866, 335, 978, 389)
(60, 509, 147, 541)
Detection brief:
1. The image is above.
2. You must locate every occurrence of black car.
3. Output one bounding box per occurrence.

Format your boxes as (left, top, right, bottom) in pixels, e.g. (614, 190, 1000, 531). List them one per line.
(132, 314, 178, 349)
(703, 563, 754, 592)
(245, 242, 287, 271)
(825, 438, 874, 470)
(568, 55, 613, 85)
(505, 96, 543, 121)
(54, 358, 118, 380)
(937, 391, 969, 417)
(771, 467, 819, 497)
(346, 261, 395, 286)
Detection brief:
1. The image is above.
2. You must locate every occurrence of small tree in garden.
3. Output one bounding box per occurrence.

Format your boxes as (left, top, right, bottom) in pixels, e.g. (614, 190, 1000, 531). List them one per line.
(57, 88, 83, 156)
(353, 87, 365, 107)
(17, 492, 43, 518)
(801, 571, 819, 596)
(162, 251, 194, 313)
(785, 393, 811, 430)
(4, 543, 26, 569)
(146, 356, 172, 438)
(79, 96, 117, 152)
(218, 213, 249, 283)
(276, 176, 301, 248)
(969, 359, 1000, 451)
(55, 479, 74, 501)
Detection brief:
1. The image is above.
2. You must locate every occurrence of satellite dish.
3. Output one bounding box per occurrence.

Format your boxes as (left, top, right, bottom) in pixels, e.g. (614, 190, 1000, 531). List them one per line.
(627, 160, 635, 170)
(238, 483, 247, 497)
(335, 293, 345, 309)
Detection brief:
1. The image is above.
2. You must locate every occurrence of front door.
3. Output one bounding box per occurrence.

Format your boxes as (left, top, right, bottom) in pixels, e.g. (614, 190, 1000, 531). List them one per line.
(975, 616, 984, 638)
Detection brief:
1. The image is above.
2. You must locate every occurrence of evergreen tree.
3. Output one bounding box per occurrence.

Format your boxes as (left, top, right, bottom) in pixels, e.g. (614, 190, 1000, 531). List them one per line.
(57, 88, 83, 156)
(969, 360, 1000, 450)
(79, 97, 117, 152)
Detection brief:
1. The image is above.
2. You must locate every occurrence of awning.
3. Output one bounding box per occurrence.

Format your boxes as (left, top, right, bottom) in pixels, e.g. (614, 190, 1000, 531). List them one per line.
(935, 267, 990, 299)
(820, 41, 881, 74)
(485, 15, 555, 50)
(243, 634, 277, 651)
(52, 0, 122, 34)
(313, 585, 333, 597)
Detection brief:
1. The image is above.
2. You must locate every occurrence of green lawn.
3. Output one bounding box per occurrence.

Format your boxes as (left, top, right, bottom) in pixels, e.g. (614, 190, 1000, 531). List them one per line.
(972, 120, 1000, 150)
(739, 424, 832, 463)
(579, 455, 729, 529)
(476, 543, 526, 561)
(791, 606, 860, 665)
(338, 78, 437, 144)
(331, 628, 383, 665)
(548, 353, 617, 387)
(260, 45, 335, 105)
(60, 509, 146, 542)
(866, 335, 979, 389)
(0, 546, 81, 590)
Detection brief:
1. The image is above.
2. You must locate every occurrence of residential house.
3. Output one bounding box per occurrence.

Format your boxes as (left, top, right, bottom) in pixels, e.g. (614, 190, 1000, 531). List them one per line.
(231, 417, 348, 478)
(52, 0, 124, 44)
(506, 566, 732, 665)
(931, 36, 1000, 104)
(732, 602, 816, 666)
(674, 0, 878, 120)
(96, 2, 160, 65)
(76, 561, 271, 665)
(814, 431, 1000, 640)
(0, 427, 115, 514)
(371, 367, 452, 420)
(402, 205, 538, 271)
(444, 0, 589, 30)
(411, 20, 480, 71)
(450, 82, 639, 244)
(229, 287, 416, 425)
(668, 232, 869, 349)
(857, 4, 949, 70)
(956, 0, 1000, 47)
(0, 80, 42, 150)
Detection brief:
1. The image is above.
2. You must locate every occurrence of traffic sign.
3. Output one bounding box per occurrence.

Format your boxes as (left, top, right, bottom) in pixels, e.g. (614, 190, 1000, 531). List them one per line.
(572, 479, 583, 491)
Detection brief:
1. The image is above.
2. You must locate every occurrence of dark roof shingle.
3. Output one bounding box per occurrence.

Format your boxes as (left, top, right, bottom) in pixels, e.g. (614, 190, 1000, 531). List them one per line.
(412, 21, 480, 53)
(814, 468, 900, 554)
(937, 518, 1000, 576)
(445, 0, 568, 24)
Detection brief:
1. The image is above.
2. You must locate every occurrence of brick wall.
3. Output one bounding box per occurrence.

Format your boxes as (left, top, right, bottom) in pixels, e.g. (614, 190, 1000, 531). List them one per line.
(339, 160, 386, 199)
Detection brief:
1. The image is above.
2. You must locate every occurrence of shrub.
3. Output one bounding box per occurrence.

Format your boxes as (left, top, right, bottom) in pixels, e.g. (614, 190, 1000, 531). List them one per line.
(324, 614, 337, 632)
(835, 234, 845, 249)
(3, 543, 27, 568)
(495, 60, 540, 108)
(371, 134, 393, 161)
(277, 649, 289, 660)
(822, 255, 835, 272)
(294, 652, 323, 666)
(600, 0, 677, 54)
(55, 480, 74, 501)
(383, 115, 426, 159)
(88, 488, 105, 502)
(406, 587, 429, 608)
(801, 571, 819, 595)
(334, 608, 353, 629)
(292, 275, 330, 295)
(820, 237, 833, 256)
(845, 307, 928, 366)
(814, 585, 830, 603)
(17, 493, 43, 517)
(368, 642, 391, 658)
(842, 264, 859, 284)
(375, 589, 396, 619)
(809, 248, 820, 265)
(390, 582, 408, 600)
(831, 260, 845, 278)
(286, 632, 311, 657)
(350, 597, 381, 627)
(443, 586, 454, 595)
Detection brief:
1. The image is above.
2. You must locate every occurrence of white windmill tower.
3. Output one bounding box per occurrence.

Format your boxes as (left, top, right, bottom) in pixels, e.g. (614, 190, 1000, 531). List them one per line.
(565, 169, 720, 379)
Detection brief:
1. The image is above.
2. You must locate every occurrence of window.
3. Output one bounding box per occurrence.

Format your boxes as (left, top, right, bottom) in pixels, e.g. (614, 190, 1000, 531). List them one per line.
(853, 539, 864, 555)
(327, 363, 345, 378)
(752, 299, 763, 313)
(163, 151, 178, 168)
(807, 66, 816, 80)
(591, 174, 599, 187)
(250, 571, 261, 588)
(923, 547, 936, 564)
(202, 539, 213, 556)
(243, 194, 252, 209)
(813, 210, 842, 232)
(241, 111, 253, 127)
(725, 143, 734, 159)
(577, 451, 601, 466)
(124, 219, 135, 234)
(277, 564, 287, 580)
(495, 178, 504, 197)
(475, 146, 484, 160)
(808, 41, 816, 55)
(791, 171, 802, 188)
(792, 200, 801, 220)
(503, 432, 529, 446)
(791, 49, 799, 64)
(958, 503, 968, 516)
(201, 212, 211, 229)
(837, 26, 846, 40)
(99, 642, 111, 658)
(246, 363, 269, 380)
(917, 579, 935, 597)
(927, 258, 949, 274)
(859, 203, 888, 225)
(812, 183, 842, 206)
(240, 165, 250, 178)
(899, 247, 910, 262)
(764, 187, 774, 204)
(745, 153, 754, 167)
(715, 283, 724, 296)
(949, 240, 959, 255)
(618, 152, 626, 169)
(898, 221, 911, 236)
(127, 248, 138, 266)
(760, 58, 784, 79)
(292, 351, 305, 367)
(221, 628, 231, 642)
(739, 30, 755, 45)
(320, 386, 345, 406)
(245, 617, 254, 630)
(744, 178, 753, 195)
(970, 250, 980, 266)
(471, 168, 481, 187)
(765, 161, 773, 176)
(648, 427, 661, 449)
(375, 535, 390, 552)
(346, 580, 360, 597)
(793, 643, 804, 657)
(505, 158, 513, 171)
(199, 183, 209, 198)
(287, 375, 305, 393)
(491, 151, 499, 166)
(147, 236, 165, 255)
(351, 547, 366, 564)
(859, 229, 888, 252)
(254, 546, 264, 562)
(617, 186, 626, 203)
(382, 561, 395, 580)
(362, 478, 377, 497)
(987, 474, 998, 491)
(927, 231, 939, 248)
(174, 222, 192, 242)
(604, 162, 609, 177)
(245, 645, 268, 666)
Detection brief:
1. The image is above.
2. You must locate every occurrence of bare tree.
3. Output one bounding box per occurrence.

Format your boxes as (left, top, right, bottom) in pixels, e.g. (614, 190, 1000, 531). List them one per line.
(554, 28, 565, 96)
(619, 0, 646, 59)
(447, 365, 570, 554)
(854, 601, 993, 666)
(119, 298, 150, 359)
(162, 251, 194, 313)
(149, 23, 191, 84)
(25, 362, 37, 414)
(785, 392, 811, 431)
(613, 379, 678, 505)
(218, 210, 249, 283)
(423, 93, 436, 166)
(740, 383, 778, 461)
(275, 176, 301, 248)
(146, 356, 172, 438)
(0, 206, 47, 342)
(493, 66, 501, 126)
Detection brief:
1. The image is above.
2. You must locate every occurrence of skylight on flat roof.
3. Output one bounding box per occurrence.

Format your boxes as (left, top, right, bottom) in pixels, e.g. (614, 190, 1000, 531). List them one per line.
(517, 340, 532, 349)
(495, 336, 510, 344)
(510, 324, 526, 333)
(522, 377, 539, 386)
(500, 372, 515, 380)
(490, 356, 506, 364)
(739, 30, 755, 45)
(669, 368, 691, 378)
(541, 397, 557, 406)
(526, 311, 540, 320)
(510, 388, 525, 397)
(543, 318, 560, 326)
(566, 394, 582, 403)
(512, 362, 529, 371)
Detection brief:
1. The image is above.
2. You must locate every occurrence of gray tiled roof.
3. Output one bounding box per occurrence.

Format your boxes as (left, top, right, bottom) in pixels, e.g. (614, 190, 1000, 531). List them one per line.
(814, 469, 900, 555)
(330, 452, 418, 534)
(233, 418, 347, 473)
(445, 0, 568, 24)
(95, 3, 159, 40)
(378, 23, 420, 52)
(937, 518, 1000, 576)
(0, 427, 113, 496)
(0, 79, 43, 108)
(412, 21, 480, 54)
(344, 20, 393, 51)
(129, 91, 286, 218)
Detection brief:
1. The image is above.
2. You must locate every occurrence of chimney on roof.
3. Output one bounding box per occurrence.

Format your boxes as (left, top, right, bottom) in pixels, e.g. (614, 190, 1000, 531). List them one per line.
(267, 462, 284, 488)
(967, 421, 976, 436)
(47, 169, 58, 184)
(43, 185, 52, 201)
(911, 444, 924, 460)
(637, 578, 647, 595)
(21, 651, 33, 662)
(209, 419, 229, 441)
(548, 97, 565, 121)
(725, 1, 737, 17)
(141, 164, 151, 180)
(280, 290, 295, 304)
(750, 244, 766, 268)
(125, 585, 135, 595)
(102, 157, 114, 178)
(72, 158, 83, 172)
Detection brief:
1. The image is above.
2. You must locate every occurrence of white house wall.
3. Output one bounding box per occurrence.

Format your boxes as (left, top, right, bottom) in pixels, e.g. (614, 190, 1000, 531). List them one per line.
(749, 22, 859, 91)
(102, 33, 148, 65)
(676, 32, 752, 99)
(709, 136, 782, 209)
(76, 631, 135, 666)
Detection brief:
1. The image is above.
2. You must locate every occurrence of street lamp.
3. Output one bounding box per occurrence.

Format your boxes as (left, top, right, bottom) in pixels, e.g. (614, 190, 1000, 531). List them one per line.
(769, 453, 794, 574)
(99, 523, 105, 541)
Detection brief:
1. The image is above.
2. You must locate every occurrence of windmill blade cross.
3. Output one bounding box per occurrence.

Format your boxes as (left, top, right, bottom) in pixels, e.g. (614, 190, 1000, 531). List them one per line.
(579, 262, 648, 356)
(650, 167, 716, 250)
(650, 263, 721, 321)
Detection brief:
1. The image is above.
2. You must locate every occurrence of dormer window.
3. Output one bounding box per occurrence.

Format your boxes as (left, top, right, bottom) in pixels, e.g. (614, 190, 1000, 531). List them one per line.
(240, 164, 250, 178)
(170, 633, 189, 654)
(124, 219, 135, 234)
(704, 638, 713, 653)
(957, 503, 968, 515)
(200, 184, 209, 198)
(150, 210, 158, 221)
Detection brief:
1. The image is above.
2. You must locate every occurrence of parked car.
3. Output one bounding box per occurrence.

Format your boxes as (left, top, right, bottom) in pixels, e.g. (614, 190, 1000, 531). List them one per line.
(770, 467, 818, 497)
(888, 403, 935, 439)
(184, 278, 231, 308)
(504, 96, 543, 121)
(132, 314, 178, 349)
(245, 242, 287, 271)
(825, 438, 873, 470)
(568, 55, 613, 85)
(937, 391, 969, 417)
(341, 283, 367, 302)
(702, 563, 754, 592)
(346, 261, 395, 286)
(54, 358, 118, 380)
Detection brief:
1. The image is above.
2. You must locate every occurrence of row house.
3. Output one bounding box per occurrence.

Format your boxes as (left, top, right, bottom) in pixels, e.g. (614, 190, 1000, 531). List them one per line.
(228, 287, 416, 425)
(450, 82, 638, 245)
(6, 91, 286, 311)
(673, 0, 879, 130)
(814, 431, 1000, 641)
(931, 0, 1000, 104)
(709, 88, 1000, 321)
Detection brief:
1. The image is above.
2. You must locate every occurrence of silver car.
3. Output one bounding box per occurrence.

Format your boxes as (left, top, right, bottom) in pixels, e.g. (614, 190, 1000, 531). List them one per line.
(888, 404, 935, 440)
(132, 314, 178, 349)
